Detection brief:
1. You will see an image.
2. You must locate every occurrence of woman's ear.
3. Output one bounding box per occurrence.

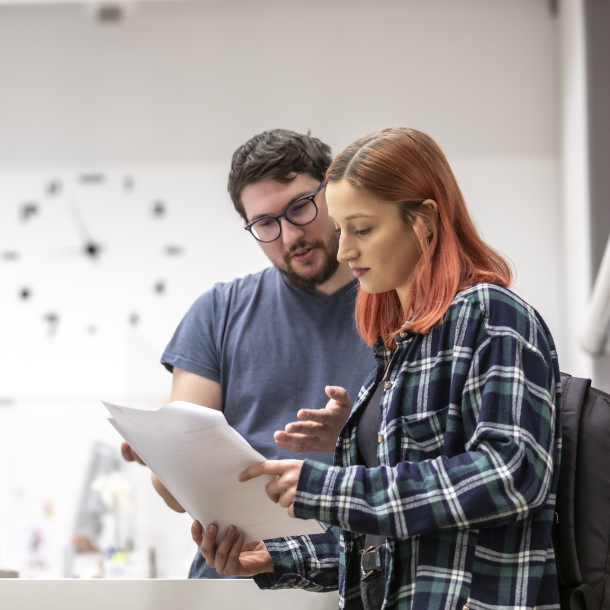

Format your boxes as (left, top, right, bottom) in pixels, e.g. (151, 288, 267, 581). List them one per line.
(422, 199, 439, 242)
(422, 199, 438, 216)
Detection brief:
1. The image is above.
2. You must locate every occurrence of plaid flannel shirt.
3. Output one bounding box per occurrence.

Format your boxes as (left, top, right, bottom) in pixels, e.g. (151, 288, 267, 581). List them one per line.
(254, 284, 562, 610)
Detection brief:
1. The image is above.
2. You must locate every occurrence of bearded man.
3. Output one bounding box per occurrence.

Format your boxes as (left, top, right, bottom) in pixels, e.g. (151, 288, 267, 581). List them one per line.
(121, 129, 375, 578)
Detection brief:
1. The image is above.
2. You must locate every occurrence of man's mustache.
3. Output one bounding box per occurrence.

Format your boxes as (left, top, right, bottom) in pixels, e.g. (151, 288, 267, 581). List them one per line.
(283, 240, 325, 265)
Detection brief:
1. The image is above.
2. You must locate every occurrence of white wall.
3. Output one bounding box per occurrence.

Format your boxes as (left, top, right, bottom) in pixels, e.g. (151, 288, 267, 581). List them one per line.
(0, 0, 557, 165)
(0, 0, 575, 579)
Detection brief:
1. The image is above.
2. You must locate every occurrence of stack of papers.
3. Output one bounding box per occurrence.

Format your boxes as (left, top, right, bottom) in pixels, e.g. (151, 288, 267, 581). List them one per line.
(103, 400, 324, 543)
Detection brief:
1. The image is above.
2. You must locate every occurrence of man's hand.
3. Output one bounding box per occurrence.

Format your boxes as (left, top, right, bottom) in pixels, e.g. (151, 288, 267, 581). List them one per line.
(238, 459, 304, 517)
(274, 386, 351, 453)
(191, 521, 273, 576)
(120, 441, 146, 466)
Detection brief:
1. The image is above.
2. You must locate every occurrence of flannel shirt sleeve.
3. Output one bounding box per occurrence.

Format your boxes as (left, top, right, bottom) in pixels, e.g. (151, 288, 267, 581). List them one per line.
(252, 527, 341, 591)
(292, 334, 558, 539)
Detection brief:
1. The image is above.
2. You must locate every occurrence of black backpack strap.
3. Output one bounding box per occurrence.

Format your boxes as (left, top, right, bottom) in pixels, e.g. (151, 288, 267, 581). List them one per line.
(556, 373, 592, 589)
(570, 584, 594, 610)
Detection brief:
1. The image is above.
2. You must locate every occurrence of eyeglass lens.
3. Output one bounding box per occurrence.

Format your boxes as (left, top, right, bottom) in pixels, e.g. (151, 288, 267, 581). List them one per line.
(249, 198, 317, 242)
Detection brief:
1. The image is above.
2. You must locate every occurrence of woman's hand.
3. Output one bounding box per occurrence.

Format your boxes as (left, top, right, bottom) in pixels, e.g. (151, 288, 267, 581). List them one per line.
(239, 459, 304, 517)
(191, 521, 273, 576)
(274, 386, 352, 453)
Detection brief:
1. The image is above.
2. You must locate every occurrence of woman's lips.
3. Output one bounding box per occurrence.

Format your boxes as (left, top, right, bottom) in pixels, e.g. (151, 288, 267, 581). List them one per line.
(351, 267, 369, 278)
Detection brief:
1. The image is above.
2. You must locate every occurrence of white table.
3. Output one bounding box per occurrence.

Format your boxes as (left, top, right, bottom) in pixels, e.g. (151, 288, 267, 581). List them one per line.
(0, 579, 339, 610)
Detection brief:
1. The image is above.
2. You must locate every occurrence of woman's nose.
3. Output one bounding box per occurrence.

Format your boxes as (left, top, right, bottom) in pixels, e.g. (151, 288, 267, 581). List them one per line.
(337, 239, 353, 264)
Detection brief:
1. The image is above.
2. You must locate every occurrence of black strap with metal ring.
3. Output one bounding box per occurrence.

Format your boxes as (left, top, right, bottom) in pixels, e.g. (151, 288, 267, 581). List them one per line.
(360, 545, 385, 579)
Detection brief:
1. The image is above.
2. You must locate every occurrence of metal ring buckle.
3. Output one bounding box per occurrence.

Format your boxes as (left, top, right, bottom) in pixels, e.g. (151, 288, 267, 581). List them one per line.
(360, 546, 378, 580)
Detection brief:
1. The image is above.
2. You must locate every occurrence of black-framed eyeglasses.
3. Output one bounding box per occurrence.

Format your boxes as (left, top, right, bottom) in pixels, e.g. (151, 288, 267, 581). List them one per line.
(244, 182, 324, 243)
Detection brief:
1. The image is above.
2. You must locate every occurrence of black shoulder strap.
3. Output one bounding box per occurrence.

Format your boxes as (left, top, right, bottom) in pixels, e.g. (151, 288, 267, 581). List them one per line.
(556, 372, 592, 588)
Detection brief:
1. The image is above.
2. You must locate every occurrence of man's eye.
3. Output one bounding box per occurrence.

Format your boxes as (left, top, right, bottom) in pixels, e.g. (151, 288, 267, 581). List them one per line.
(334, 227, 341, 233)
(257, 218, 274, 228)
(290, 202, 309, 214)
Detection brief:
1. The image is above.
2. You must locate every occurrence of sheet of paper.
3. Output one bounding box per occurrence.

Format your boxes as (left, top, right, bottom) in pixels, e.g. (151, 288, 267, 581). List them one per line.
(103, 400, 324, 543)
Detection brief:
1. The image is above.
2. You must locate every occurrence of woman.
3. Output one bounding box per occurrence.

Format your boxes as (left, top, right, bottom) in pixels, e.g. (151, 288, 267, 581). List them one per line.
(192, 128, 562, 610)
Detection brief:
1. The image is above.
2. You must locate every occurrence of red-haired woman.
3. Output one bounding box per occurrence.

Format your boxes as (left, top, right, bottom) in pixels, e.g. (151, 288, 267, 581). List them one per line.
(192, 128, 562, 610)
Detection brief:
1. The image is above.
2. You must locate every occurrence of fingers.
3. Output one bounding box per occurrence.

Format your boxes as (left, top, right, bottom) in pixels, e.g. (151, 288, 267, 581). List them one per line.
(222, 531, 246, 575)
(264, 468, 299, 502)
(120, 442, 146, 465)
(275, 430, 318, 447)
(324, 385, 351, 406)
(191, 520, 204, 545)
(213, 526, 240, 574)
(238, 460, 296, 482)
(199, 523, 218, 567)
(285, 420, 325, 434)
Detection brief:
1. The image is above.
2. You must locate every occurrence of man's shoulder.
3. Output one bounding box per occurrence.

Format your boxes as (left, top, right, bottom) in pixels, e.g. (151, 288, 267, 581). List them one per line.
(194, 266, 279, 305)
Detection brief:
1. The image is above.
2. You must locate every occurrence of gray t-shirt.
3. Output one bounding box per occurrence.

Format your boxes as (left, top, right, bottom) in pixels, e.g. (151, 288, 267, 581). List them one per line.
(161, 266, 375, 578)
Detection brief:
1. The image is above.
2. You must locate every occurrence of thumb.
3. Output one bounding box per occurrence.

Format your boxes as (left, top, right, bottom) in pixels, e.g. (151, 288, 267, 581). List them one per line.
(325, 385, 350, 406)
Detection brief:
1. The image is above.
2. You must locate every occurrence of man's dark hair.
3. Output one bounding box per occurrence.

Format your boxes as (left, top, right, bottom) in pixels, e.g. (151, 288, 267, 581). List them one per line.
(228, 129, 332, 220)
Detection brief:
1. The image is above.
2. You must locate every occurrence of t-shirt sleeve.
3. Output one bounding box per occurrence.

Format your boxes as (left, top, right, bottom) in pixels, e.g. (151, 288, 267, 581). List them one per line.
(160, 286, 226, 383)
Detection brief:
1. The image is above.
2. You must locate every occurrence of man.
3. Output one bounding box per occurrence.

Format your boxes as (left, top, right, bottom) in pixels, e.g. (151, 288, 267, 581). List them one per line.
(121, 129, 375, 578)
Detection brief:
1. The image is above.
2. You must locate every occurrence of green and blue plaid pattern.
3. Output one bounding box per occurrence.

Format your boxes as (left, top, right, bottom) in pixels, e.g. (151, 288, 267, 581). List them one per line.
(254, 284, 562, 610)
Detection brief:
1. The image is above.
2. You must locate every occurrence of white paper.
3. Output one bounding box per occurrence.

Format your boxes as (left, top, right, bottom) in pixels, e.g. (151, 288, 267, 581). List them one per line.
(103, 400, 324, 543)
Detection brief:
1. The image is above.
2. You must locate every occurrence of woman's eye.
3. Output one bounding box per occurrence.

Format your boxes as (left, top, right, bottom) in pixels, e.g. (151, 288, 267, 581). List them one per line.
(355, 228, 372, 236)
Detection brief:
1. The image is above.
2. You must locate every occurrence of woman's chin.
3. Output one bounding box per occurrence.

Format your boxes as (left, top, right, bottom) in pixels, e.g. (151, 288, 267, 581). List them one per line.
(358, 281, 390, 295)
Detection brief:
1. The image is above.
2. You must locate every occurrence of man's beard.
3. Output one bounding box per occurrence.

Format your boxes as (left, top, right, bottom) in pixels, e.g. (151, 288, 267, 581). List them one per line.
(278, 231, 340, 290)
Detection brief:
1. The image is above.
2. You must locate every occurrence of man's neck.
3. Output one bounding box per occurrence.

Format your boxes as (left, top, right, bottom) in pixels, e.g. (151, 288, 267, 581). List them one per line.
(313, 263, 355, 296)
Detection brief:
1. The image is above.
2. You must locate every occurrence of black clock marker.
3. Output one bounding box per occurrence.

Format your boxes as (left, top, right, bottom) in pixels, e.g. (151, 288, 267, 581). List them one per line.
(164, 245, 184, 256)
(152, 201, 166, 218)
(44, 312, 59, 336)
(129, 313, 139, 326)
(79, 174, 106, 185)
(154, 281, 166, 295)
(2, 251, 19, 261)
(19, 288, 31, 300)
(20, 203, 39, 222)
(84, 242, 102, 259)
(46, 180, 62, 196)
(124, 176, 134, 191)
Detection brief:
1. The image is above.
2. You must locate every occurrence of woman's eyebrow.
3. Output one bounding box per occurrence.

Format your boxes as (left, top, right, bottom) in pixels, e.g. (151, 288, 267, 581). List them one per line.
(345, 213, 375, 221)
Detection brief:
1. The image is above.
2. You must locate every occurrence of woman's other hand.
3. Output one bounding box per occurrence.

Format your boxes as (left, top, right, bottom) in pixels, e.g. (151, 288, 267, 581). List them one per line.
(191, 521, 273, 576)
(239, 459, 304, 517)
(274, 386, 351, 453)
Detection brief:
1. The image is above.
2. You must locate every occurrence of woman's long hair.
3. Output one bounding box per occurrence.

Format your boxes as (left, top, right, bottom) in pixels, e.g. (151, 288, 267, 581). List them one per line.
(326, 127, 513, 348)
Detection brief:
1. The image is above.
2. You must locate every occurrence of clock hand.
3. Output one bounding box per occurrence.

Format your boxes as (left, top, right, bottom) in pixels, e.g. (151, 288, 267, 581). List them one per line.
(67, 197, 92, 243)
(66, 198, 103, 260)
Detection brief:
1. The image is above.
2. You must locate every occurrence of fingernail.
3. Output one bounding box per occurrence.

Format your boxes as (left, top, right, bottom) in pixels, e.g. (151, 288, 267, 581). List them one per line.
(209, 525, 217, 534)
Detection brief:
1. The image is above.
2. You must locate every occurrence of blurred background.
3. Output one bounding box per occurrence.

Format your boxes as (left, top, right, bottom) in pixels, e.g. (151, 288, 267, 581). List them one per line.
(0, 0, 608, 579)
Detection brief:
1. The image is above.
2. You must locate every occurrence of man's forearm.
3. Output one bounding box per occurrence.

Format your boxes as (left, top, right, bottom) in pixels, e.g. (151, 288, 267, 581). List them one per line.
(151, 472, 186, 513)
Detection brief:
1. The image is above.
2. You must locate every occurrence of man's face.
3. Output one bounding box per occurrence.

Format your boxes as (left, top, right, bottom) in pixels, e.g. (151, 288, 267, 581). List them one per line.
(241, 173, 340, 289)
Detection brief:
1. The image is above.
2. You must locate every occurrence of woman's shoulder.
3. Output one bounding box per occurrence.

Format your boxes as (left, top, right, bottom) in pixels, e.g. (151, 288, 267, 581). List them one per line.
(447, 282, 556, 352)
(451, 282, 534, 318)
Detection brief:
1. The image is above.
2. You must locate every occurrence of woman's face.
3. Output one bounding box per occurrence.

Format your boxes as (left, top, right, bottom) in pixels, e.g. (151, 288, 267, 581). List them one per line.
(326, 179, 434, 305)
